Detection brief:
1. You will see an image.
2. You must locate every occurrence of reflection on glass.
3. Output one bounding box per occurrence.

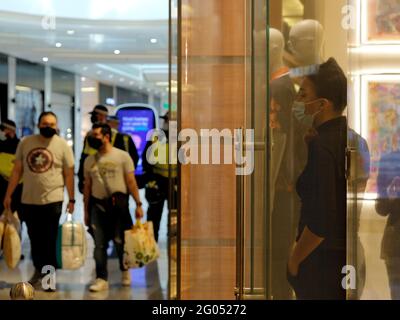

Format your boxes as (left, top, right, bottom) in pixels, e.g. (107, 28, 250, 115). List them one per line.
(376, 150, 400, 300)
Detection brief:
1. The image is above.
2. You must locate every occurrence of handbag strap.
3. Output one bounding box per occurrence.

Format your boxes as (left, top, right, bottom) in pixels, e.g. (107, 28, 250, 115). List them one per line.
(94, 153, 112, 198)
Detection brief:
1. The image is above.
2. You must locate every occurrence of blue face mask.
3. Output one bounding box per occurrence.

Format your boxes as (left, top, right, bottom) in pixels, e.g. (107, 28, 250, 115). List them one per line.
(292, 100, 322, 127)
(0, 130, 6, 141)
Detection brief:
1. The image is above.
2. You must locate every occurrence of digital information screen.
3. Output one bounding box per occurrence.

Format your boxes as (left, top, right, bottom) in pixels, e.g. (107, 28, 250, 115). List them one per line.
(117, 108, 156, 176)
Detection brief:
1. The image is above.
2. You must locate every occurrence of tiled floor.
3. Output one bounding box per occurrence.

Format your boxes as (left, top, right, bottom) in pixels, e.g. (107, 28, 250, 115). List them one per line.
(0, 185, 395, 300)
(0, 188, 170, 300)
(358, 200, 391, 300)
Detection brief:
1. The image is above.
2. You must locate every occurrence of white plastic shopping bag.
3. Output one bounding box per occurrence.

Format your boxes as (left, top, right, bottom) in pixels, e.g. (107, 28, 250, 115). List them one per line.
(56, 213, 87, 270)
(1, 210, 21, 269)
(123, 220, 160, 269)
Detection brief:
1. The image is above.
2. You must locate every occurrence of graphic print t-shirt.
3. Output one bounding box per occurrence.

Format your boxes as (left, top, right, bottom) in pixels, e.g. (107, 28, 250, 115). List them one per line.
(15, 134, 75, 205)
(84, 147, 135, 200)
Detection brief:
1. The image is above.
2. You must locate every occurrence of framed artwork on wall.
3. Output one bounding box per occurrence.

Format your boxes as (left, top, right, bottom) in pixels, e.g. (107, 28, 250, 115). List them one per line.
(361, 75, 400, 197)
(362, 0, 400, 44)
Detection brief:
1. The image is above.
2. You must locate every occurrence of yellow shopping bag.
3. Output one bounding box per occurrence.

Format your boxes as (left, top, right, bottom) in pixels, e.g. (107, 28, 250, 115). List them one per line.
(123, 220, 160, 269)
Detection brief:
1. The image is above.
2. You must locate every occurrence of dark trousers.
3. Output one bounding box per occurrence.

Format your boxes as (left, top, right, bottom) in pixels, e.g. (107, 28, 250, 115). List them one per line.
(287, 245, 346, 300)
(21, 202, 62, 271)
(90, 196, 133, 280)
(147, 195, 167, 243)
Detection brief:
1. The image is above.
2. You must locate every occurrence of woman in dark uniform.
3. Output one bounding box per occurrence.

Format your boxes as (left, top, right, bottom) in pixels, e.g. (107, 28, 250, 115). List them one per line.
(287, 58, 348, 300)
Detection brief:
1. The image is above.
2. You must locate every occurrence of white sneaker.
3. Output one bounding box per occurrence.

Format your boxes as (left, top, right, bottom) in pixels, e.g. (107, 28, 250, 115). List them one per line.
(121, 270, 131, 287)
(89, 278, 109, 292)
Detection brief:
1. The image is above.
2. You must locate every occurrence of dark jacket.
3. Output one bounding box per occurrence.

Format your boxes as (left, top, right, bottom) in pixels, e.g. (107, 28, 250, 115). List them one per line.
(296, 116, 347, 249)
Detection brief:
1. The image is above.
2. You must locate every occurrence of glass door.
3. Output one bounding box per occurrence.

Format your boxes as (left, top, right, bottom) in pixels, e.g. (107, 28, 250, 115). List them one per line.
(168, 0, 179, 300)
(347, 0, 400, 300)
(174, 0, 268, 300)
(235, 0, 269, 300)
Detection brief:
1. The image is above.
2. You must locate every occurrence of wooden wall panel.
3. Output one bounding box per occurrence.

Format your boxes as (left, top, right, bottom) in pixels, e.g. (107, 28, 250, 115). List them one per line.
(180, 0, 247, 300)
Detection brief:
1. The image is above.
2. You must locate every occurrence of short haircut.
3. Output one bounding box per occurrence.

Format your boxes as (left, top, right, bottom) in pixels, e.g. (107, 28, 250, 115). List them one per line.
(92, 122, 112, 140)
(38, 111, 58, 124)
(307, 57, 347, 113)
(0, 119, 17, 131)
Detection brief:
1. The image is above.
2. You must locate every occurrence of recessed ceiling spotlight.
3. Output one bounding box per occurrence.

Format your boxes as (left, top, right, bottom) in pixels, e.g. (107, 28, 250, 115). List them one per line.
(97, 70, 103, 75)
(109, 74, 114, 79)
(129, 81, 134, 85)
(83, 66, 88, 71)
(120, 78, 125, 82)
(81, 77, 86, 81)
(42, 57, 49, 62)
(55, 42, 62, 48)
(67, 30, 75, 35)
(114, 49, 121, 55)
(150, 38, 158, 44)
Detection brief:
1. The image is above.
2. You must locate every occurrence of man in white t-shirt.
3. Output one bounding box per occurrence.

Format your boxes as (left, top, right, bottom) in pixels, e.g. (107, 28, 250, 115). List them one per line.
(83, 123, 143, 292)
(3, 112, 75, 291)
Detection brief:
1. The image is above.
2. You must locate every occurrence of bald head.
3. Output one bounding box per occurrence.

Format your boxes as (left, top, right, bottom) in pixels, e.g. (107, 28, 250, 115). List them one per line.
(289, 20, 324, 65)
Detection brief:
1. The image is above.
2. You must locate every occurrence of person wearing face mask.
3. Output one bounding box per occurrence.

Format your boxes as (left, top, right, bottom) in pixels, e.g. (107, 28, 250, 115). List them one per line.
(0, 119, 22, 216)
(77, 105, 139, 194)
(142, 112, 177, 242)
(83, 123, 144, 292)
(286, 58, 348, 300)
(3, 112, 75, 291)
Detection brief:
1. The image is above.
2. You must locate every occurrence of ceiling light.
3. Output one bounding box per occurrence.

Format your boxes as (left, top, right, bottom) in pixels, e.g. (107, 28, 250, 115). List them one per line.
(83, 66, 88, 71)
(156, 81, 169, 86)
(119, 78, 125, 82)
(67, 30, 75, 35)
(81, 87, 96, 93)
(109, 74, 114, 79)
(150, 38, 158, 44)
(81, 77, 86, 81)
(55, 42, 62, 48)
(114, 49, 121, 55)
(90, 34, 104, 44)
(97, 70, 103, 75)
(16, 85, 31, 92)
(129, 81, 134, 85)
(42, 57, 49, 62)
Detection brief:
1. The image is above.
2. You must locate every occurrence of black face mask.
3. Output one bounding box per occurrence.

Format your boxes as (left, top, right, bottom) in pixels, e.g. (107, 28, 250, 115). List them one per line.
(90, 113, 98, 124)
(87, 136, 103, 150)
(40, 126, 57, 138)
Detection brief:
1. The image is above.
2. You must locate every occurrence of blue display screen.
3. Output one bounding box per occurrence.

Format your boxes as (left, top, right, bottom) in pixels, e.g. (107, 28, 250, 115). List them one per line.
(117, 108, 156, 175)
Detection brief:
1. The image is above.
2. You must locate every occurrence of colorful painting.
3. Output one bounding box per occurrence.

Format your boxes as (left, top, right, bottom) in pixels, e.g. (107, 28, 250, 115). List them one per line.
(365, 81, 400, 194)
(365, 0, 400, 42)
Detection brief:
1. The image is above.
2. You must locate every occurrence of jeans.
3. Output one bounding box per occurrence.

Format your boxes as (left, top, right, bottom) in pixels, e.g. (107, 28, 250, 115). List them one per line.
(90, 196, 133, 280)
(21, 202, 63, 271)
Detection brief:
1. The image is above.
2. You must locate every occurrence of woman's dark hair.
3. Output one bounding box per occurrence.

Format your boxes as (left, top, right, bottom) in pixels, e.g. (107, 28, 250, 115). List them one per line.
(38, 111, 58, 124)
(307, 57, 347, 113)
(92, 122, 112, 140)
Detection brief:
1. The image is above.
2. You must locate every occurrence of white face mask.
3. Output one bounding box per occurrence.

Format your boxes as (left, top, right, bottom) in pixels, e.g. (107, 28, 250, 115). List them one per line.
(292, 99, 322, 127)
(0, 130, 6, 141)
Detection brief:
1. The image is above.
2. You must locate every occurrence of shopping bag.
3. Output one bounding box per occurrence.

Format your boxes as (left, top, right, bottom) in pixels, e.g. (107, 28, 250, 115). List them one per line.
(0, 213, 6, 250)
(56, 213, 87, 270)
(123, 220, 160, 269)
(2, 210, 21, 269)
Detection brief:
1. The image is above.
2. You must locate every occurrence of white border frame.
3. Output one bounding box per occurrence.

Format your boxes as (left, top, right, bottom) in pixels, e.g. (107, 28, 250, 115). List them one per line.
(360, 74, 400, 199)
(361, 0, 400, 45)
